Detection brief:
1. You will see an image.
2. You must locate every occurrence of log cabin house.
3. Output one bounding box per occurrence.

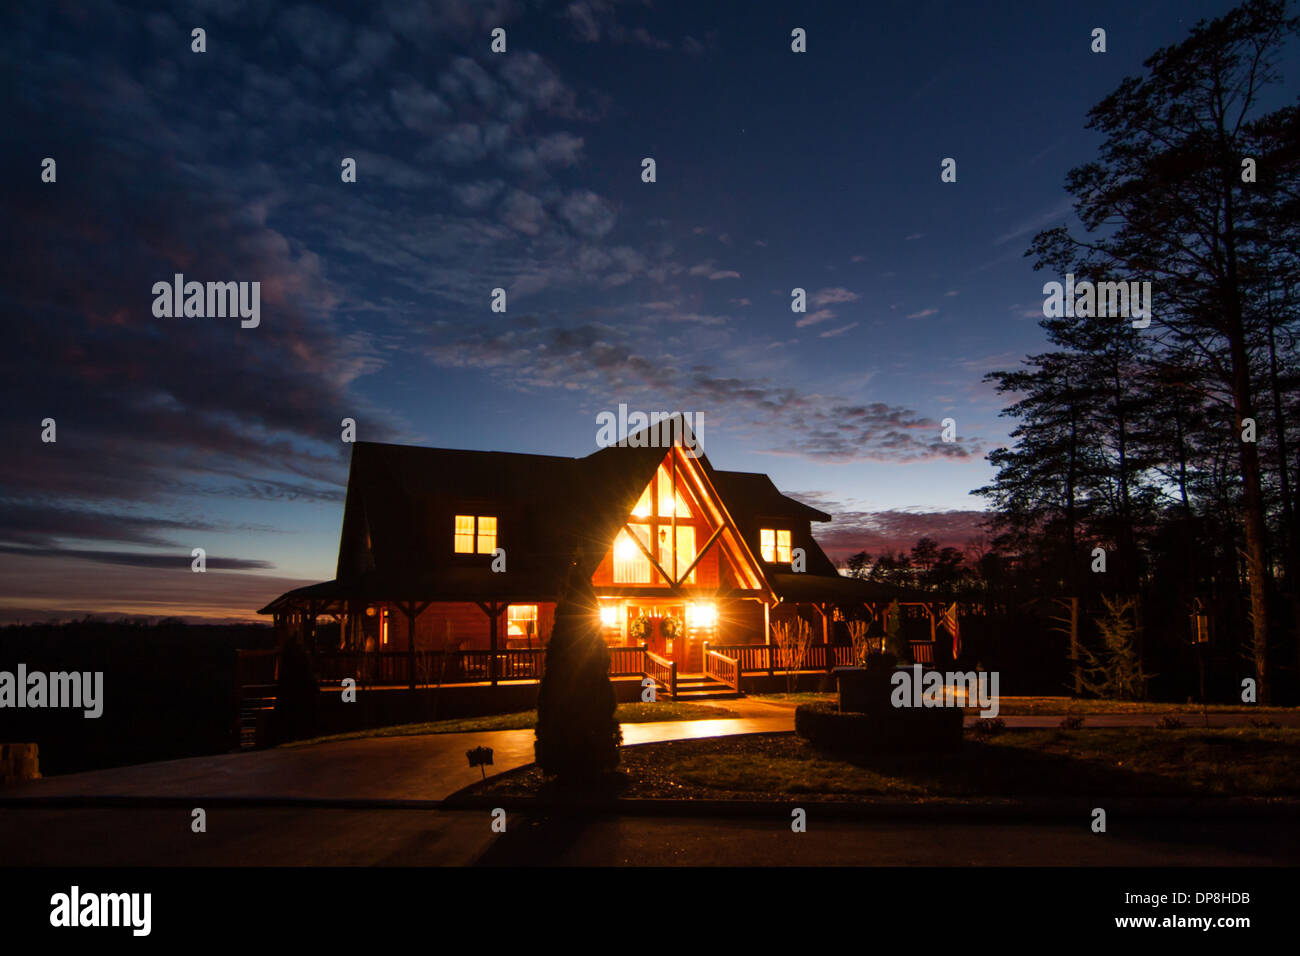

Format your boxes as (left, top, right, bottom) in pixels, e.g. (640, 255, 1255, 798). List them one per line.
(259, 419, 939, 698)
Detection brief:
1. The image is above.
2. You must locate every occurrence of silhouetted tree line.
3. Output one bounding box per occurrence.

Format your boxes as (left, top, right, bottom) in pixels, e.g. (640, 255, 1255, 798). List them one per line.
(843, 537, 970, 594)
(976, 1, 1300, 703)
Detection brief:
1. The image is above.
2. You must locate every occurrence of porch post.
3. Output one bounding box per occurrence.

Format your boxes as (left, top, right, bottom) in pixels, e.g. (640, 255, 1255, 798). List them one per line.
(406, 601, 416, 691)
(764, 601, 774, 676)
(489, 603, 500, 686)
(816, 603, 832, 672)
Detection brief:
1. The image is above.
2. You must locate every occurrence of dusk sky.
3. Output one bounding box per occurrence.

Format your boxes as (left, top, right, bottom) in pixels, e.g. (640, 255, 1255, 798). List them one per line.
(1, 0, 1272, 622)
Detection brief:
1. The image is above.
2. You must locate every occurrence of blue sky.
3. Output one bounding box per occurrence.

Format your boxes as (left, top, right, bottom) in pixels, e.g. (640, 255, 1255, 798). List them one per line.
(0, 0, 1277, 620)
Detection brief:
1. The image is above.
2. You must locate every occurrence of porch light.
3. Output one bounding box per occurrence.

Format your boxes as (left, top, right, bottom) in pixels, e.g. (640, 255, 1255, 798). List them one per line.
(686, 602, 717, 628)
(599, 605, 619, 628)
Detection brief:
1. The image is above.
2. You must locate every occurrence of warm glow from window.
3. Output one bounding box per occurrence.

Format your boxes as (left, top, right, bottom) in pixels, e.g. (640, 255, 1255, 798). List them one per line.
(454, 515, 497, 554)
(655, 463, 694, 517)
(615, 459, 705, 584)
(599, 605, 619, 628)
(507, 604, 537, 638)
(632, 485, 652, 517)
(675, 525, 696, 583)
(614, 529, 652, 583)
(455, 515, 475, 553)
(686, 602, 717, 628)
(476, 515, 497, 554)
(380, 608, 389, 645)
(761, 528, 791, 563)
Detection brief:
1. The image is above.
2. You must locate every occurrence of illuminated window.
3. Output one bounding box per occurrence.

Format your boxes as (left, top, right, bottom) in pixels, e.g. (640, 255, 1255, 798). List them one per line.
(507, 604, 538, 639)
(761, 529, 791, 563)
(656, 524, 696, 583)
(614, 528, 652, 583)
(380, 607, 389, 646)
(454, 515, 497, 554)
(454, 515, 475, 553)
(476, 516, 497, 554)
(656, 463, 694, 517)
(616, 459, 701, 584)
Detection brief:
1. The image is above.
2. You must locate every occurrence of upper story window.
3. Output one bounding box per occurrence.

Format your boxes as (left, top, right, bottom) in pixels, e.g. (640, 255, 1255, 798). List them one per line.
(760, 528, 791, 563)
(616, 462, 700, 584)
(454, 515, 497, 554)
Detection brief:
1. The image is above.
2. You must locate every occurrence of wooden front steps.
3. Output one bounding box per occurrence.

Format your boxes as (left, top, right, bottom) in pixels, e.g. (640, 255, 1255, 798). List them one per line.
(673, 674, 741, 701)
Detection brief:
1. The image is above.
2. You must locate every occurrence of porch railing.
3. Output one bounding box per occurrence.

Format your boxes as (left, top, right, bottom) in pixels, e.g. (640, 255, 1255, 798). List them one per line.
(313, 644, 654, 689)
(609, 645, 649, 677)
(703, 645, 740, 693)
(312, 640, 873, 694)
(643, 649, 677, 700)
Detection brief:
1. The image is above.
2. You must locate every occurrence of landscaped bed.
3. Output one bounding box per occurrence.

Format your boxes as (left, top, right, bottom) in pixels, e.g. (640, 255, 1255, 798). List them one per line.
(461, 727, 1300, 802)
(283, 700, 741, 747)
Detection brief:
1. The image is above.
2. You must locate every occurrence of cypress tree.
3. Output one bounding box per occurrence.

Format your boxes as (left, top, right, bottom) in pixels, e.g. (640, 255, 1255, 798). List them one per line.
(534, 565, 622, 779)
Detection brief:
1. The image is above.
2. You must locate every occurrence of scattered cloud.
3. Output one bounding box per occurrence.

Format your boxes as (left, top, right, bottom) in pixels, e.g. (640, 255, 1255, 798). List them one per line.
(795, 308, 836, 328)
(811, 287, 860, 307)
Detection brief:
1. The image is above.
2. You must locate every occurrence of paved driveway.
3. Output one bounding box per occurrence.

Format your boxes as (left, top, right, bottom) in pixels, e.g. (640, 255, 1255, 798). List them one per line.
(0, 715, 793, 804)
(2, 699, 1294, 806)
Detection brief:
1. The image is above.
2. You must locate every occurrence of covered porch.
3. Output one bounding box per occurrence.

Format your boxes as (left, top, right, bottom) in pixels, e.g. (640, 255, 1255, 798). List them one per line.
(259, 576, 964, 701)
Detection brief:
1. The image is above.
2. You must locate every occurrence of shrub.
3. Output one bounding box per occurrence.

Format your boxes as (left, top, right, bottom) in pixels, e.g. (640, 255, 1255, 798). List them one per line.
(534, 569, 622, 780)
(773, 618, 814, 693)
(1080, 595, 1150, 700)
(795, 700, 962, 754)
(884, 601, 911, 664)
(970, 717, 1006, 738)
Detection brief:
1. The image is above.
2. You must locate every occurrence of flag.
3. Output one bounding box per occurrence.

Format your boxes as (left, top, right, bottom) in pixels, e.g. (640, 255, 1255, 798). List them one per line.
(942, 602, 961, 658)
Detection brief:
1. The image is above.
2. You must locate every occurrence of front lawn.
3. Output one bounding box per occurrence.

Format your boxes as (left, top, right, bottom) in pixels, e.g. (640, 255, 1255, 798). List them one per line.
(748, 692, 1297, 717)
(282, 700, 741, 747)
(467, 727, 1300, 801)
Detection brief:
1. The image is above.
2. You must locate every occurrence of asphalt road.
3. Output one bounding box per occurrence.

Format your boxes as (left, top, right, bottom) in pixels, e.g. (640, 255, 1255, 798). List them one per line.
(1, 806, 1294, 866)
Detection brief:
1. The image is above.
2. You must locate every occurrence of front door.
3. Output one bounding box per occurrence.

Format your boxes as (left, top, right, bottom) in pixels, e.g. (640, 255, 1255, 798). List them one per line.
(632, 605, 687, 667)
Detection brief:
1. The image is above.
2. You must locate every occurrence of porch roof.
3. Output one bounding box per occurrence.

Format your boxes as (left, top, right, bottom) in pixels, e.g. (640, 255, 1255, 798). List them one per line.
(257, 568, 563, 615)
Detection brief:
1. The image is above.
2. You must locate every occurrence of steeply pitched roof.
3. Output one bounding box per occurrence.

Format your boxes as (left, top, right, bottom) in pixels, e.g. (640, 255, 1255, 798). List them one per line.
(710, 471, 830, 523)
(263, 417, 857, 611)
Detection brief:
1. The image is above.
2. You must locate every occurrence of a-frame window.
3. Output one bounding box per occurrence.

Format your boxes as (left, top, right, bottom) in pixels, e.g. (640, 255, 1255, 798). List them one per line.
(614, 460, 703, 584)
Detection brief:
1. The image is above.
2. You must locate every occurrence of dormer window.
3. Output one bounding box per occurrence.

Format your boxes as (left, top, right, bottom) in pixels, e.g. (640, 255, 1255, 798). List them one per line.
(455, 515, 497, 554)
(760, 528, 791, 563)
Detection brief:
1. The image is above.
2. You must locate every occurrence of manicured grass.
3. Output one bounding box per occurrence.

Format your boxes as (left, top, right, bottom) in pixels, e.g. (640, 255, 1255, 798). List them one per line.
(469, 727, 1300, 801)
(967, 697, 1298, 716)
(664, 728, 1300, 798)
(748, 692, 1297, 717)
(282, 700, 741, 747)
(749, 692, 837, 704)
